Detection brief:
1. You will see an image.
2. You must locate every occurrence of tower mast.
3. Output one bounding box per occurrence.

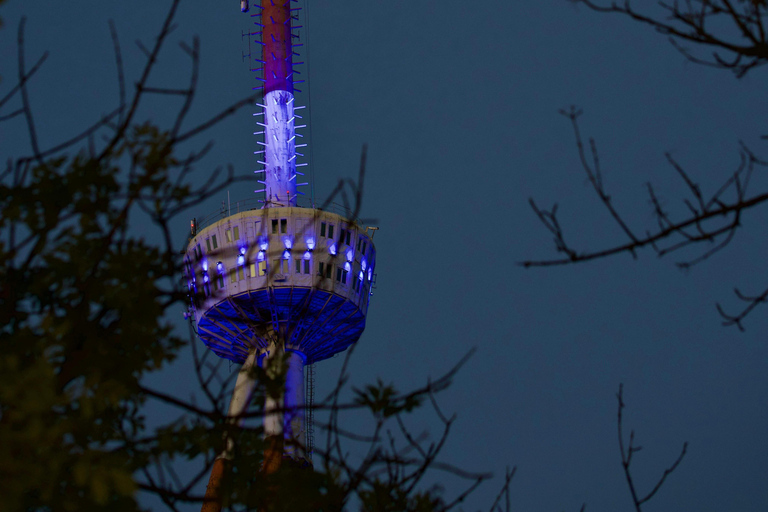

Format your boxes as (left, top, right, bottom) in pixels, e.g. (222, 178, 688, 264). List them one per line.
(256, 0, 306, 207)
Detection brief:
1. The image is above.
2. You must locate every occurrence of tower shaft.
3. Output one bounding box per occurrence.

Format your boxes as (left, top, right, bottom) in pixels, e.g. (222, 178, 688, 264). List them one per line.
(262, 0, 293, 96)
(263, 348, 306, 459)
(260, 0, 298, 207)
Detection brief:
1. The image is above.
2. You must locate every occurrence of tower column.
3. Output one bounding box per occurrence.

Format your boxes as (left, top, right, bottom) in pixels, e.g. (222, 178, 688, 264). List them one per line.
(260, 0, 298, 207)
(201, 347, 259, 512)
(262, 345, 307, 462)
(283, 350, 306, 459)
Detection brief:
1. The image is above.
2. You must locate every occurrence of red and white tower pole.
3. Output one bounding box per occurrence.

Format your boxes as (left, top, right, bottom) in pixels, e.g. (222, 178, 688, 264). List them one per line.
(254, 0, 307, 207)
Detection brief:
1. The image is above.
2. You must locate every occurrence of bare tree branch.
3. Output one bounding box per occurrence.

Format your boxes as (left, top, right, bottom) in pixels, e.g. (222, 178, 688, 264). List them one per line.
(523, 109, 768, 329)
(616, 384, 688, 511)
(571, 0, 768, 77)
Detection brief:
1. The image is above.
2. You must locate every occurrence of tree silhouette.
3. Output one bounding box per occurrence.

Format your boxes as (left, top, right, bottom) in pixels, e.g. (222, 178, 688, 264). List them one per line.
(524, 1, 768, 330)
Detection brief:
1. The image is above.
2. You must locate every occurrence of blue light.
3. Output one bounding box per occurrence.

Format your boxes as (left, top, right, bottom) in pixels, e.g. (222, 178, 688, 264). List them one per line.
(257, 251, 265, 262)
(283, 250, 290, 260)
(329, 244, 337, 256)
(284, 237, 292, 249)
(202, 260, 208, 272)
(344, 262, 351, 272)
(306, 237, 315, 250)
(303, 251, 311, 260)
(361, 258, 367, 271)
(359, 271, 364, 281)
(368, 268, 373, 281)
(203, 272, 209, 283)
(259, 239, 268, 251)
(217, 262, 224, 273)
(237, 255, 245, 266)
(240, 247, 246, 255)
(346, 249, 354, 262)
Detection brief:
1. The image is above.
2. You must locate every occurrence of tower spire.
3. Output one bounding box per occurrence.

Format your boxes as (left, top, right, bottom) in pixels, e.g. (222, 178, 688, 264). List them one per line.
(254, 0, 303, 207)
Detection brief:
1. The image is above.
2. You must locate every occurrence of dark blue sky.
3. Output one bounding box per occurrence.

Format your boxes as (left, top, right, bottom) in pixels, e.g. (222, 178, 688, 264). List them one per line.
(2, 1, 767, 510)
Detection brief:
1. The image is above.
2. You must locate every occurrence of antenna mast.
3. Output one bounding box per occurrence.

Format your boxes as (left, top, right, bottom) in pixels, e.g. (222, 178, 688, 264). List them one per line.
(251, 0, 308, 207)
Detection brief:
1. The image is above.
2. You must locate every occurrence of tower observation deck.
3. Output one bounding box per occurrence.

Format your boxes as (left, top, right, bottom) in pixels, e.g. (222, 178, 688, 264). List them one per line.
(187, 2, 377, 509)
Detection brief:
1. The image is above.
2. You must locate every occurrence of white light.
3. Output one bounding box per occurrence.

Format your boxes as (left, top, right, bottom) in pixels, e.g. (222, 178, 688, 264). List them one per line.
(283, 237, 292, 249)
(257, 251, 265, 262)
(368, 268, 373, 280)
(237, 255, 245, 266)
(306, 237, 315, 250)
(344, 262, 351, 272)
(259, 240, 268, 251)
(240, 247, 246, 255)
(283, 250, 290, 260)
(303, 251, 311, 260)
(346, 249, 354, 262)
(202, 260, 208, 272)
(329, 244, 337, 256)
(361, 257, 367, 271)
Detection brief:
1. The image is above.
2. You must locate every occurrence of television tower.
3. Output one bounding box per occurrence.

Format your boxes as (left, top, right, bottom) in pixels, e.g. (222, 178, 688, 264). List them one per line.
(185, 2, 377, 510)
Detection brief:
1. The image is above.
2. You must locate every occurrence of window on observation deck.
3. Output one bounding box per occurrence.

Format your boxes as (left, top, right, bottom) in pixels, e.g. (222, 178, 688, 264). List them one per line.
(272, 219, 278, 234)
(320, 222, 326, 237)
(280, 219, 287, 234)
(225, 229, 232, 243)
(273, 259, 288, 274)
(258, 260, 267, 276)
(233, 226, 240, 240)
(296, 258, 310, 274)
(206, 238, 212, 252)
(328, 224, 334, 240)
(211, 235, 218, 249)
(335, 266, 347, 285)
(249, 263, 256, 277)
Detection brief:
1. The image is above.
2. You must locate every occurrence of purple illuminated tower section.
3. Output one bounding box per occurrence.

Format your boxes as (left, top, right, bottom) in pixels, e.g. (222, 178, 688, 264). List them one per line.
(189, 2, 378, 510)
(253, 0, 307, 207)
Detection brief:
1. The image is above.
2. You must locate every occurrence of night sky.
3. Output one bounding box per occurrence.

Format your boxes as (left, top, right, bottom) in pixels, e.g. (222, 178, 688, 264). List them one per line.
(2, 1, 767, 511)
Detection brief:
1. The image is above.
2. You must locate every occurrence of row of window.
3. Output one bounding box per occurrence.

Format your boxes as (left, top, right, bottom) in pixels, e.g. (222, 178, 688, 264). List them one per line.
(319, 222, 353, 245)
(194, 221, 369, 259)
(195, 258, 371, 297)
(203, 225, 242, 254)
